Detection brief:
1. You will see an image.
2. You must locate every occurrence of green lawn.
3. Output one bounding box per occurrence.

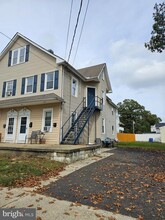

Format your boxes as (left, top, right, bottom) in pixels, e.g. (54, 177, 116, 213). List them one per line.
(0, 153, 65, 187)
(118, 141, 165, 151)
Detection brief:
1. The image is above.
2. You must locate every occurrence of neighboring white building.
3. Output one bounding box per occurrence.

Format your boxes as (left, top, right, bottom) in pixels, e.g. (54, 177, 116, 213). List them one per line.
(151, 123, 165, 134)
(160, 126, 165, 143)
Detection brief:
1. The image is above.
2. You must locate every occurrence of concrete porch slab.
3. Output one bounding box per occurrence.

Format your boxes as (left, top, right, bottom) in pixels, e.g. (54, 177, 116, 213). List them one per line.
(0, 143, 102, 163)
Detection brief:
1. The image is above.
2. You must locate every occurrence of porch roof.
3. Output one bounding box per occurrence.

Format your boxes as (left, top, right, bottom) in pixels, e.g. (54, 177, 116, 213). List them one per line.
(0, 93, 63, 109)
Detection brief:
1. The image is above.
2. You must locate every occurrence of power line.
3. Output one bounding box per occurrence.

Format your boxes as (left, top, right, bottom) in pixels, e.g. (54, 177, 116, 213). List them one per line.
(0, 31, 12, 40)
(65, 0, 73, 59)
(67, 0, 83, 62)
(73, 0, 90, 64)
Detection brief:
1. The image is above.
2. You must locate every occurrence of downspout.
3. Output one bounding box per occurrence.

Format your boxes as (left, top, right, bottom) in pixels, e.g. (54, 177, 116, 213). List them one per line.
(95, 113, 96, 142)
(88, 121, 89, 144)
(60, 67, 65, 143)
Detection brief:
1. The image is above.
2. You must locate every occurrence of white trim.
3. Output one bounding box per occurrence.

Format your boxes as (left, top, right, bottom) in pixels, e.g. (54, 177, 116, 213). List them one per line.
(5, 80, 14, 97)
(44, 71, 54, 91)
(11, 46, 26, 66)
(25, 76, 34, 94)
(42, 108, 53, 132)
(17, 108, 30, 143)
(5, 110, 18, 143)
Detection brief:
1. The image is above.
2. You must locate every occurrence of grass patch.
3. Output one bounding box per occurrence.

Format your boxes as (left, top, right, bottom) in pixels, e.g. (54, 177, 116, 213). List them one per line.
(0, 153, 65, 187)
(118, 141, 165, 151)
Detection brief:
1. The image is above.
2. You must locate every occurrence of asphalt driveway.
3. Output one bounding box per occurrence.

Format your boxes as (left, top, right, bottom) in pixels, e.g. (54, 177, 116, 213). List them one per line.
(44, 148, 165, 220)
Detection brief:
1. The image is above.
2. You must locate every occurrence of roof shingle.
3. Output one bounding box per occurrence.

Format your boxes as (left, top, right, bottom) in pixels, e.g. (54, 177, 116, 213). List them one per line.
(77, 63, 105, 78)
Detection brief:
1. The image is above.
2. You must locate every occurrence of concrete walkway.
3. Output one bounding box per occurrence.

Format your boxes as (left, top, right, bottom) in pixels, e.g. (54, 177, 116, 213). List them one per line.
(0, 148, 136, 220)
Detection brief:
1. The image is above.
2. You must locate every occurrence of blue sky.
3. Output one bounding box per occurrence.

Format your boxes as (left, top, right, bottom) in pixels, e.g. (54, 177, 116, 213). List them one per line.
(0, 0, 165, 121)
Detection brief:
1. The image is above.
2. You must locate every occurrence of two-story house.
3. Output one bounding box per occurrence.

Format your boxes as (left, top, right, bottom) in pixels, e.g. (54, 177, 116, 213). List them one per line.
(0, 32, 117, 145)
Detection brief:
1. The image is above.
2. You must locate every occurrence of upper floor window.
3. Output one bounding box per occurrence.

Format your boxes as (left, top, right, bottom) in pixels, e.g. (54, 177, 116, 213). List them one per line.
(46, 72, 54, 90)
(6, 81, 13, 96)
(12, 46, 26, 65)
(102, 90, 105, 105)
(21, 75, 37, 95)
(102, 118, 105, 134)
(8, 45, 30, 67)
(72, 78, 78, 97)
(25, 76, 34, 93)
(40, 71, 59, 92)
(112, 108, 114, 115)
(2, 80, 17, 97)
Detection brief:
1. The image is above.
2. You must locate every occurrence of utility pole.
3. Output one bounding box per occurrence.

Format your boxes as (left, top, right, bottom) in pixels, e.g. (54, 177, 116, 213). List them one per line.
(133, 120, 135, 133)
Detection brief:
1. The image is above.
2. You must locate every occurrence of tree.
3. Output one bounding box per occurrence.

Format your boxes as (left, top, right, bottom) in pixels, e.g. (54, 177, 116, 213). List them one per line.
(117, 99, 161, 133)
(145, 2, 165, 52)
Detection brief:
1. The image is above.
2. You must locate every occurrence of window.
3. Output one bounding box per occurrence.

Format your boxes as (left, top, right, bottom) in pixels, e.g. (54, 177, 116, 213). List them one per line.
(45, 72, 54, 90)
(21, 75, 37, 95)
(2, 80, 16, 97)
(40, 71, 59, 92)
(8, 45, 30, 67)
(42, 109, 53, 132)
(6, 80, 13, 96)
(102, 118, 105, 134)
(7, 118, 14, 134)
(11, 46, 26, 65)
(72, 78, 78, 97)
(112, 125, 114, 135)
(12, 50, 18, 65)
(20, 117, 27, 134)
(25, 76, 34, 93)
(19, 47, 26, 63)
(112, 108, 114, 115)
(102, 90, 105, 106)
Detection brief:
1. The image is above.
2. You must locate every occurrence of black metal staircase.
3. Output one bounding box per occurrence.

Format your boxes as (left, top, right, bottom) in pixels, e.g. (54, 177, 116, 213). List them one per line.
(61, 96, 102, 144)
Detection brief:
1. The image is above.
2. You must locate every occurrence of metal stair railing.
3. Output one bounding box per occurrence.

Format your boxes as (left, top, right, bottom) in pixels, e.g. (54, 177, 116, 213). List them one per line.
(61, 96, 103, 144)
(73, 99, 96, 144)
(61, 97, 86, 142)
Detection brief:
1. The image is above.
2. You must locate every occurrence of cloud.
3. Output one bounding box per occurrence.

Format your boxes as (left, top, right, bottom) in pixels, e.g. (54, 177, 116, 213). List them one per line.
(109, 39, 165, 90)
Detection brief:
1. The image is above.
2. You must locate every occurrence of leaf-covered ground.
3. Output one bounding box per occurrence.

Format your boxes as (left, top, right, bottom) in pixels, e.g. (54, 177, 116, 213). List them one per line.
(0, 154, 65, 187)
(44, 148, 165, 220)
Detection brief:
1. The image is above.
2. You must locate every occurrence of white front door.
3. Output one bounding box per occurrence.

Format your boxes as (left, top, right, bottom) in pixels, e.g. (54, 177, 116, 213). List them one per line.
(17, 109, 30, 143)
(5, 110, 17, 143)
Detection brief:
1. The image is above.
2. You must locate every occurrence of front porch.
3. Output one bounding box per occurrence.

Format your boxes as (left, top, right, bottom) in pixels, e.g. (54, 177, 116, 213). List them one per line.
(0, 143, 102, 164)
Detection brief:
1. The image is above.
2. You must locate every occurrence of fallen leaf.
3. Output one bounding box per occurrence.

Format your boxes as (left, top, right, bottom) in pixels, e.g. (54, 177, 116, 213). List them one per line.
(37, 207, 42, 210)
(64, 212, 70, 215)
(137, 215, 144, 220)
(95, 213, 102, 218)
(108, 217, 116, 220)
